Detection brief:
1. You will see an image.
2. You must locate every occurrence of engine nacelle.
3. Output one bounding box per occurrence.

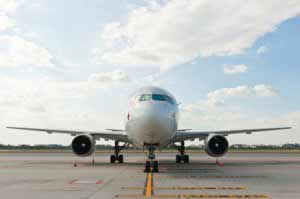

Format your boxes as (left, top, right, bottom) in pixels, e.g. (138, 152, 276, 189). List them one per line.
(204, 134, 229, 157)
(71, 134, 95, 157)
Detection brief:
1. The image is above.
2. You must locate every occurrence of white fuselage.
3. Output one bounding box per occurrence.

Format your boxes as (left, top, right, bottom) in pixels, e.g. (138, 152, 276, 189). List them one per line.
(125, 87, 179, 147)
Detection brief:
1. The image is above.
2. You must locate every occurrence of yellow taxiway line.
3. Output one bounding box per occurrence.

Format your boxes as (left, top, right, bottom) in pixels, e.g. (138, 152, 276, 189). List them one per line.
(116, 194, 268, 198)
(123, 186, 247, 190)
(144, 169, 153, 197)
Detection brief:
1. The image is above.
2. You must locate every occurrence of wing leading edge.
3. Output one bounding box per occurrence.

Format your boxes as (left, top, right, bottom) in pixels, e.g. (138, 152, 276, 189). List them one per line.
(7, 126, 292, 144)
(172, 127, 292, 142)
(7, 126, 130, 143)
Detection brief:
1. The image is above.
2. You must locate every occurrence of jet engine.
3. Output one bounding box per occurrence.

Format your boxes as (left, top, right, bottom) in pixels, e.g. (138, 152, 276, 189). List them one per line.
(204, 134, 229, 157)
(71, 134, 95, 157)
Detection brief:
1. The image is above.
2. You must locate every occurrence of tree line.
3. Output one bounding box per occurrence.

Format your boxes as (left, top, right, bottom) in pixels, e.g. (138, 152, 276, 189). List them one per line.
(0, 143, 299, 150)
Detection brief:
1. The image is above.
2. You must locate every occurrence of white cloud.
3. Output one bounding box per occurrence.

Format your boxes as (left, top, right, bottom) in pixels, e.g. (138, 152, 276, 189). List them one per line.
(254, 84, 277, 97)
(0, 36, 53, 67)
(256, 45, 268, 55)
(88, 70, 130, 84)
(0, 76, 130, 145)
(181, 104, 299, 144)
(0, 70, 131, 117)
(207, 86, 253, 103)
(208, 84, 277, 104)
(0, 1, 54, 68)
(180, 86, 300, 144)
(0, 14, 16, 32)
(0, 71, 131, 114)
(94, 0, 300, 70)
(0, 0, 19, 14)
(185, 85, 278, 110)
(223, 64, 248, 75)
(0, 0, 19, 32)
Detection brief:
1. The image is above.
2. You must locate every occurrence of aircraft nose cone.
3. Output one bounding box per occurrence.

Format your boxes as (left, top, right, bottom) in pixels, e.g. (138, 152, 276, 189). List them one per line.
(126, 102, 177, 146)
(145, 106, 168, 124)
(143, 106, 175, 136)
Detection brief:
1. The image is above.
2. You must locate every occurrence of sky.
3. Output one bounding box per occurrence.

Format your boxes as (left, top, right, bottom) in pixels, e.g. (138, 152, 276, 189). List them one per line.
(0, 0, 300, 146)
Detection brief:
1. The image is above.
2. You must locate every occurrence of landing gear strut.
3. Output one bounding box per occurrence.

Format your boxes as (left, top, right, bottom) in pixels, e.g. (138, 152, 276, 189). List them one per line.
(173, 141, 189, 164)
(144, 145, 159, 173)
(110, 141, 127, 163)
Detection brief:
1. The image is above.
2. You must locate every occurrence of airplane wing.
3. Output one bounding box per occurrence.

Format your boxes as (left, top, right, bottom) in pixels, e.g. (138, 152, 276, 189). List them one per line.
(7, 126, 130, 143)
(172, 127, 292, 142)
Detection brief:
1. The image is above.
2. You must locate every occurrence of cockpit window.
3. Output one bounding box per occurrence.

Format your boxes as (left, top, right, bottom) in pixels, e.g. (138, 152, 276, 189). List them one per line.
(139, 94, 175, 104)
(152, 94, 168, 101)
(140, 94, 152, 101)
(166, 95, 175, 104)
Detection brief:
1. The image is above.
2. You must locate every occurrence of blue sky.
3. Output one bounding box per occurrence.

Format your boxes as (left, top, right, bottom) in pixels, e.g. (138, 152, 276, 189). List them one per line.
(170, 18, 300, 106)
(0, 0, 300, 145)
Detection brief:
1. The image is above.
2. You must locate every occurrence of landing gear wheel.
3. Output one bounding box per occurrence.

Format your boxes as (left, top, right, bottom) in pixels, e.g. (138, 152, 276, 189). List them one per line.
(144, 161, 151, 173)
(110, 155, 116, 163)
(173, 141, 190, 164)
(153, 161, 159, 173)
(118, 155, 124, 163)
(111, 141, 128, 164)
(176, 155, 182, 163)
(183, 155, 189, 163)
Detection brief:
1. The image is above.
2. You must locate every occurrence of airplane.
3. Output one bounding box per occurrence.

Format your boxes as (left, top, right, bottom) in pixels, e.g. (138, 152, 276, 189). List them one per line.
(7, 86, 291, 172)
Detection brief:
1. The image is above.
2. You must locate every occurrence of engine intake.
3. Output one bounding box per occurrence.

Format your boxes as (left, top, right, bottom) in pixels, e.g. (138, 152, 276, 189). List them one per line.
(205, 134, 229, 157)
(71, 134, 95, 157)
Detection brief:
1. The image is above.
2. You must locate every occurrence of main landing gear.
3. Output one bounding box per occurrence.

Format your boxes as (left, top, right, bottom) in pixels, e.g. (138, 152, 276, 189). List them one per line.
(173, 141, 190, 164)
(110, 141, 127, 163)
(144, 145, 159, 173)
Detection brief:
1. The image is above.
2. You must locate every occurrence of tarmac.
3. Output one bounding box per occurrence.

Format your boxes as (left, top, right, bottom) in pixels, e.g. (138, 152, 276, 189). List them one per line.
(0, 152, 299, 199)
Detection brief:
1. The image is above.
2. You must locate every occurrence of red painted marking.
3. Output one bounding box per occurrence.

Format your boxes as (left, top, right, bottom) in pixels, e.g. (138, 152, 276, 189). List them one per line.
(69, 179, 77, 184)
(127, 113, 130, 120)
(96, 180, 103, 184)
(216, 159, 225, 167)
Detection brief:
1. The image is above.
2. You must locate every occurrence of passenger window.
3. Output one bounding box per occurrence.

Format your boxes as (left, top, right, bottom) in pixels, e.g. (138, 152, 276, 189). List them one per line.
(140, 94, 152, 101)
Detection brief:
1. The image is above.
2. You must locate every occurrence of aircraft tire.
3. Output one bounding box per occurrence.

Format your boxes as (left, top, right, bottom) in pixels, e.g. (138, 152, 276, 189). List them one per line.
(183, 155, 189, 163)
(144, 161, 151, 173)
(118, 155, 124, 163)
(176, 155, 182, 163)
(110, 155, 116, 163)
(153, 161, 159, 173)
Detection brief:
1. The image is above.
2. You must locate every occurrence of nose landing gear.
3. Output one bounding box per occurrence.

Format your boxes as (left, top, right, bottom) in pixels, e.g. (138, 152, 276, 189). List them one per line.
(144, 160, 159, 173)
(144, 145, 159, 173)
